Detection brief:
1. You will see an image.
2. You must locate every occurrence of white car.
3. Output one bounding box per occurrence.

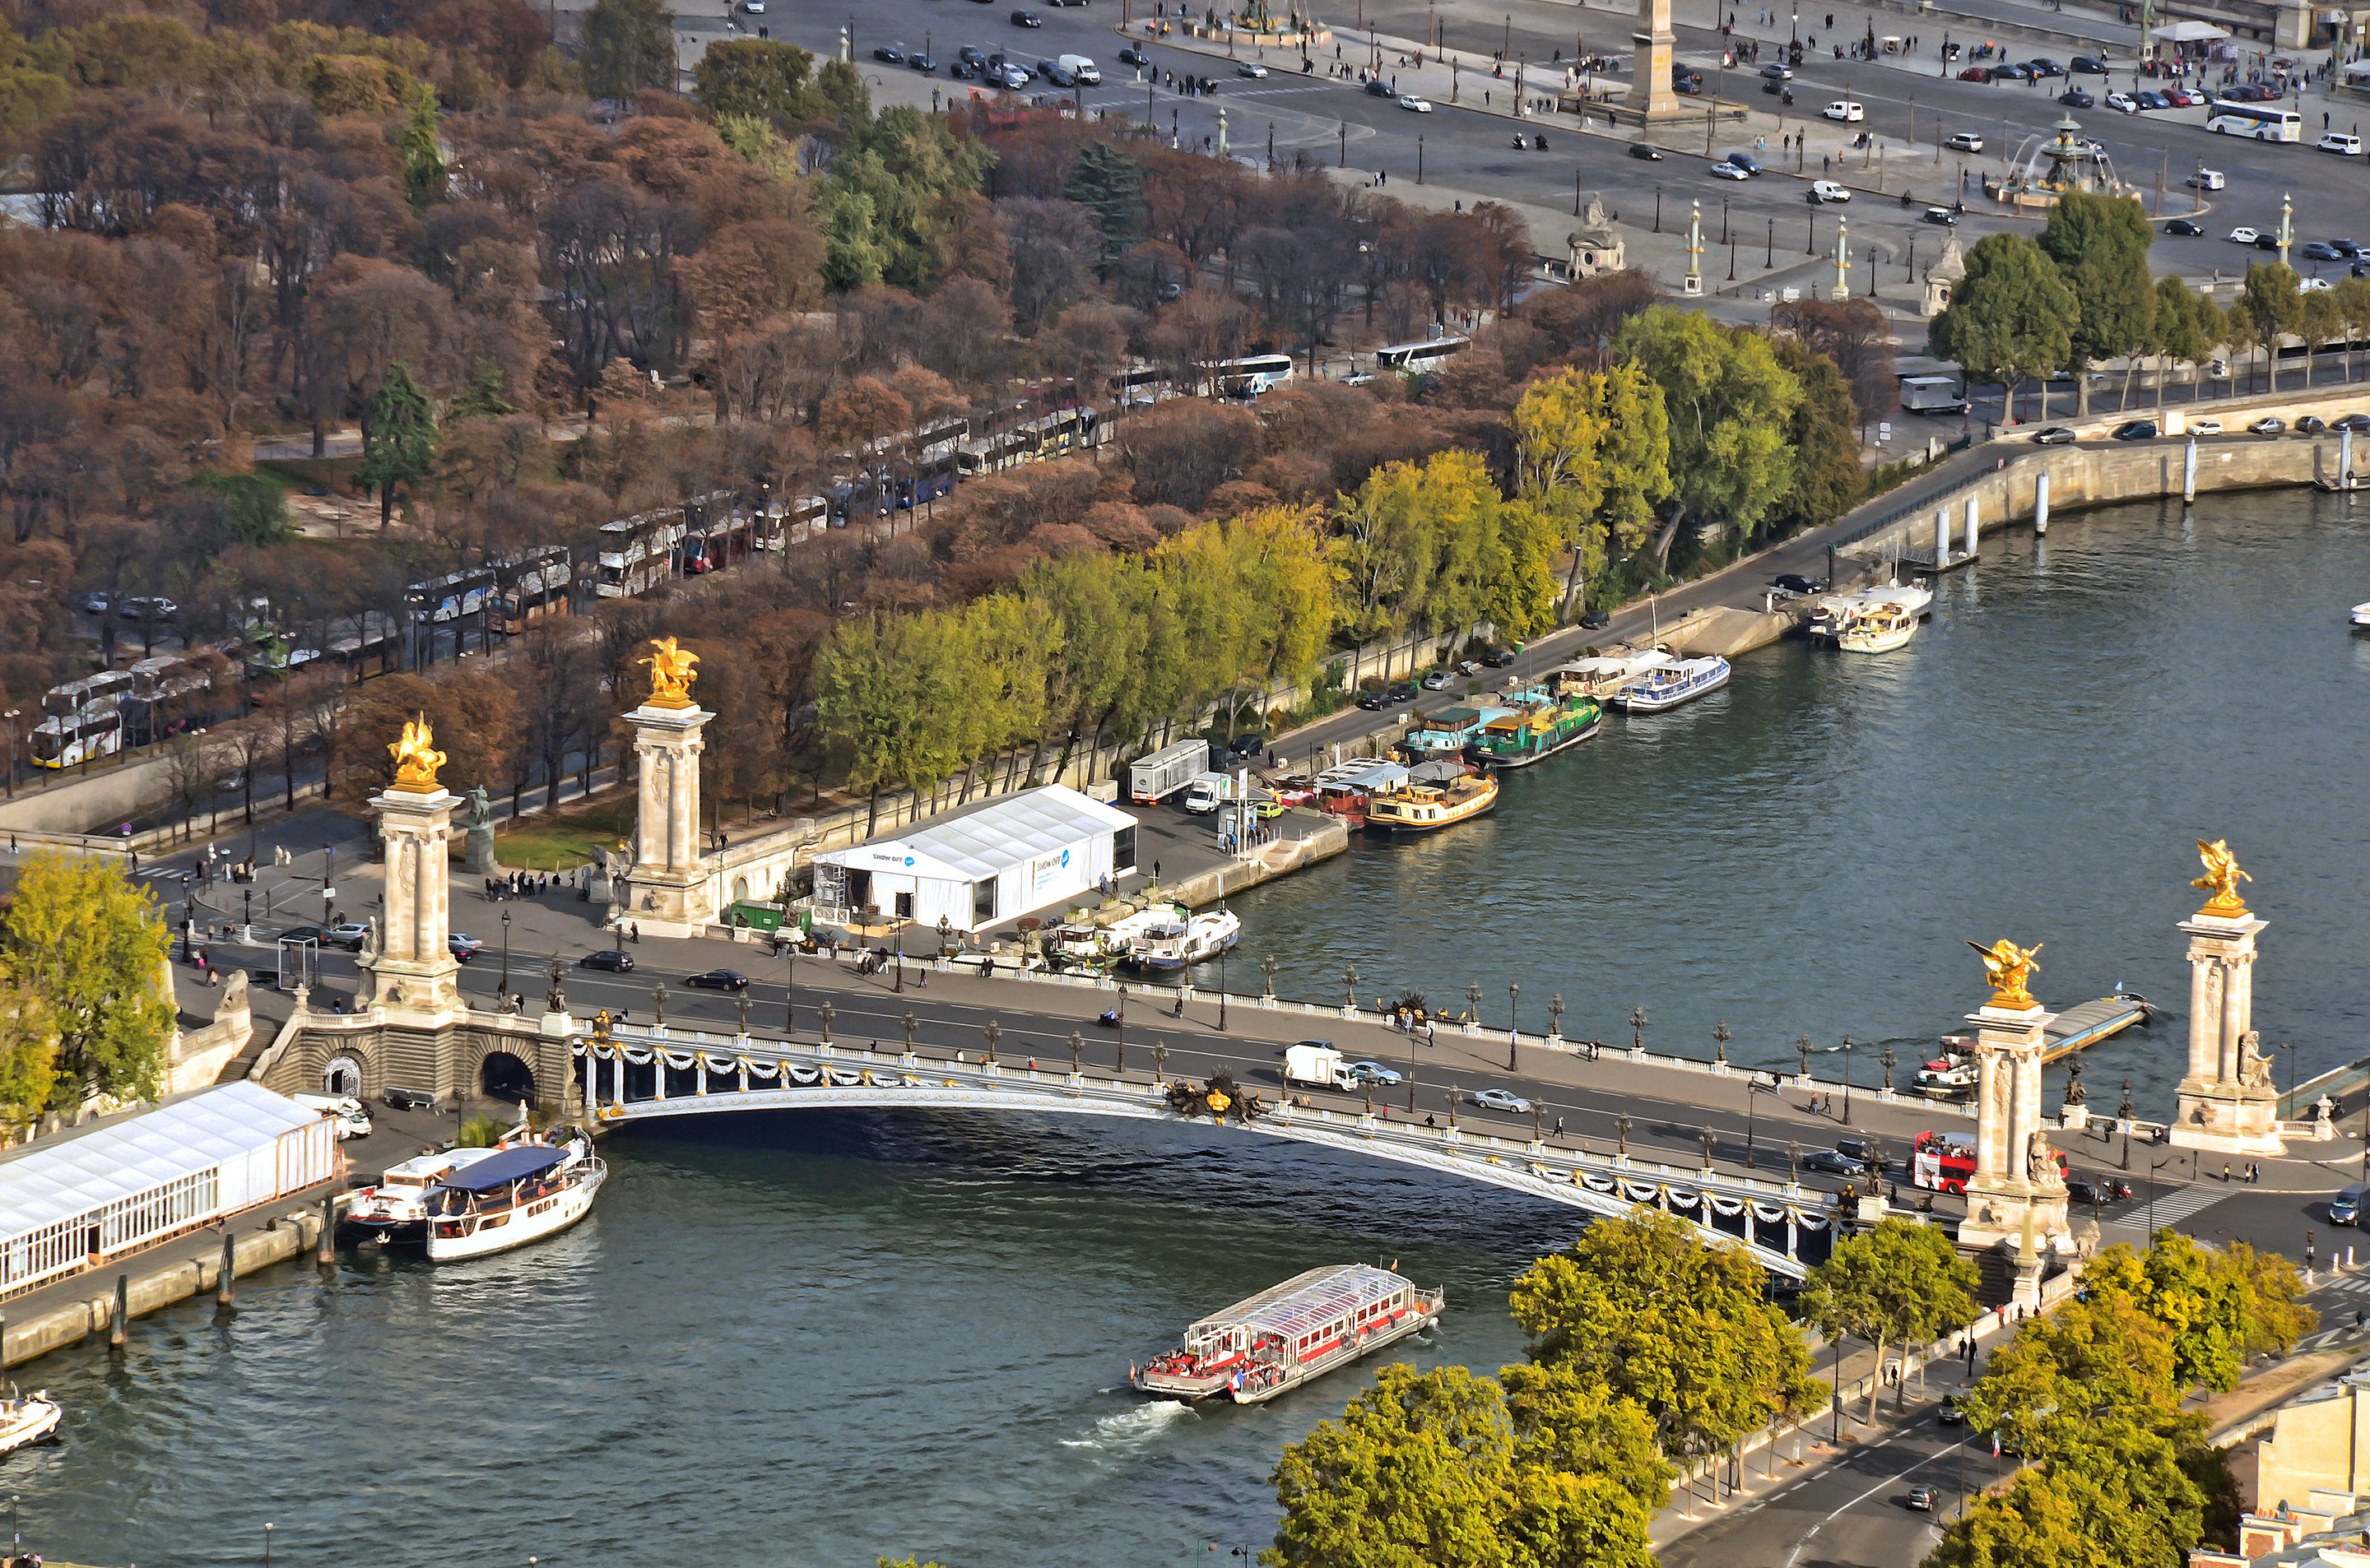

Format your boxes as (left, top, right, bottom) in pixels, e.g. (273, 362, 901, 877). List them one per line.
(1471, 1088, 1533, 1114)
(1420, 670, 1456, 689)
(1708, 160, 1750, 179)
(1345, 1060, 1403, 1086)
(1807, 179, 1852, 203)
(2300, 276, 2334, 293)
(1398, 94, 1433, 112)
(2188, 168, 2225, 190)
(741, 0, 764, 11)
(1945, 131, 1983, 152)
(2106, 90, 2137, 113)
(1823, 100, 1864, 123)
(2189, 418, 2223, 434)
(2319, 132, 2363, 156)
(1236, 60, 1268, 77)
(2227, 226, 2261, 244)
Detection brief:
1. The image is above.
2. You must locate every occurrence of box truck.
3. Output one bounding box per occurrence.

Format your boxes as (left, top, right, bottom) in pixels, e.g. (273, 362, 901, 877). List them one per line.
(1284, 1042, 1351, 1090)
(1898, 375, 1968, 415)
(1129, 738, 1210, 804)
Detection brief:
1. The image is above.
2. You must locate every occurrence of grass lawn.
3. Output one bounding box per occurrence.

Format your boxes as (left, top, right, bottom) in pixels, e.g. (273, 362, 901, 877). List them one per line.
(489, 792, 636, 870)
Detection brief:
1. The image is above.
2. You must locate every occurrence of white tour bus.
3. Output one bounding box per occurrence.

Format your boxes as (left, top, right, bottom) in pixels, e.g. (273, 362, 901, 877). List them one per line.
(1200, 353, 1296, 397)
(2205, 100, 2302, 141)
(1374, 335, 1471, 375)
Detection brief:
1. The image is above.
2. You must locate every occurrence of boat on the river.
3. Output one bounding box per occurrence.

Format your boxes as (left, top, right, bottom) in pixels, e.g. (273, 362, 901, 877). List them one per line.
(1836, 602, 1920, 655)
(346, 1146, 509, 1245)
(0, 1390, 60, 1456)
(1132, 1264, 1444, 1404)
(424, 1133, 606, 1262)
(1550, 648, 1671, 698)
(1311, 758, 1410, 825)
(1401, 703, 1513, 761)
(1467, 694, 1604, 768)
(1044, 902, 1185, 972)
(2351, 601, 2370, 629)
(1131, 908, 1241, 971)
(1615, 656, 1731, 713)
(1809, 582, 1933, 641)
(1364, 770, 1499, 834)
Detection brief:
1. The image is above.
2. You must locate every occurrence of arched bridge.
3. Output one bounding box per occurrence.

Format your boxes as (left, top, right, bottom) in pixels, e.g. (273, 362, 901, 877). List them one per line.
(576, 1028, 1847, 1278)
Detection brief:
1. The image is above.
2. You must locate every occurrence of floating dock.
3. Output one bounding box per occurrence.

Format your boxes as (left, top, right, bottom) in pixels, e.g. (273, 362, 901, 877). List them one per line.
(2041, 994, 2152, 1064)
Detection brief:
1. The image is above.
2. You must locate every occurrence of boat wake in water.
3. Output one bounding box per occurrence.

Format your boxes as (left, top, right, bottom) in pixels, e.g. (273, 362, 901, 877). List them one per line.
(1065, 1399, 1198, 1450)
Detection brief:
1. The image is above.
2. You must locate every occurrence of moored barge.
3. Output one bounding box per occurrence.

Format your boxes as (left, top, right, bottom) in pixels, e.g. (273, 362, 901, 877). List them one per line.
(1131, 1264, 1444, 1404)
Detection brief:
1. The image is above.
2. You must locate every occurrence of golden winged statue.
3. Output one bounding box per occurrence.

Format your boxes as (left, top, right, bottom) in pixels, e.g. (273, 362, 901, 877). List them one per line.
(2191, 837, 2252, 917)
(1968, 938, 2042, 1009)
(388, 714, 446, 792)
(643, 636, 699, 709)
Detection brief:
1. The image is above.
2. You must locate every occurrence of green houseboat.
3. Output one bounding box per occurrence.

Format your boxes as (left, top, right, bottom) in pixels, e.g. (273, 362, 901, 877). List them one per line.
(1466, 694, 1604, 769)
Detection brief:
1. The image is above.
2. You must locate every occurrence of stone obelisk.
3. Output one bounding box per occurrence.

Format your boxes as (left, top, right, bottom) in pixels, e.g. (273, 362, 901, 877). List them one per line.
(359, 717, 467, 1023)
(2170, 840, 2284, 1156)
(1956, 939, 2073, 1288)
(1633, 0, 1682, 120)
(618, 638, 718, 939)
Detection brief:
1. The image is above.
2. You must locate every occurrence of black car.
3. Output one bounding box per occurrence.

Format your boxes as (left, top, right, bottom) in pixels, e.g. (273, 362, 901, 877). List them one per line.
(2029, 58, 2065, 77)
(1355, 689, 1392, 710)
(1483, 648, 1518, 668)
(686, 968, 750, 991)
(908, 52, 935, 71)
(1799, 1148, 1867, 1176)
(580, 949, 636, 972)
(2070, 53, 2107, 72)
(1772, 572, 1826, 595)
(1937, 1394, 1966, 1426)
(2340, 414, 2370, 434)
(1364, 77, 1395, 97)
(2333, 239, 2363, 258)
(949, 58, 979, 78)
(278, 924, 335, 944)
(958, 44, 987, 64)
(1011, 8, 1042, 25)
(2255, 231, 2283, 251)
(872, 42, 905, 63)
(1118, 44, 1148, 66)
(2303, 240, 2344, 262)
(2058, 89, 2094, 108)
(1628, 142, 1665, 160)
(1996, 63, 2032, 81)
(2300, 415, 2330, 434)
(1386, 680, 1420, 702)
(2066, 1176, 2117, 1205)
(1225, 732, 1265, 758)
(2111, 419, 2159, 441)
(2164, 217, 2203, 236)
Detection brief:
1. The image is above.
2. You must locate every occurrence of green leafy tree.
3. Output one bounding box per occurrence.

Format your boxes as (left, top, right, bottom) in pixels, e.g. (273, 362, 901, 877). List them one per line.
(1801, 1217, 1978, 1419)
(581, 0, 676, 102)
(816, 106, 993, 290)
(1266, 1363, 1517, 1568)
(0, 851, 174, 1110)
(1510, 362, 1671, 618)
(2238, 262, 2303, 393)
(354, 364, 439, 531)
(2150, 276, 2207, 406)
(1610, 307, 1799, 564)
(1504, 1468, 1657, 1568)
(448, 360, 518, 424)
(2335, 275, 2370, 383)
(2038, 191, 2154, 415)
(1499, 1360, 1673, 1513)
(0, 18, 72, 144)
(188, 472, 293, 547)
(0, 982, 58, 1132)
(1929, 232, 2078, 424)
(1924, 1464, 2094, 1568)
(693, 37, 818, 118)
(398, 83, 445, 212)
(2084, 1233, 2314, 1392)
(1765, 338, 1867, 540)
(1510, 1206, 1821, 1471)
(1066, 141, 1146, 264)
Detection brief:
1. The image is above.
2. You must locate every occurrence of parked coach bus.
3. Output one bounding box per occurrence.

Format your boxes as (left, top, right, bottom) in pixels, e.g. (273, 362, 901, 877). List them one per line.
(2205, 100, 2302, 141)
(1200, 353, 1295, 397)
(1374, 335, 1471, 375)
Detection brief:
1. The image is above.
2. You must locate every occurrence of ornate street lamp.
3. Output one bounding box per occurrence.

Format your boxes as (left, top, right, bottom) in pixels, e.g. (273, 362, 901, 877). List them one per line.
(984, 1018, 1002, 1066)
(1262, 955, 1280, 1000)
(499, 910, 512, 997)
(1152, 1039, 1169, 1084)
(1614, 1113, 1632, 1157)
(1069, 1030, 1085, 1076)
(1548, 994, 1564, 1040)
(1841, 1034, 1855, 1121)
(902, 1009, 918, 1054)
(1701, 1125, 1717, 1171)
(652, 981, 667, 1028)
(1630, 1004, 1648, 1053)
(818, 998, 834, 1045)
(1879, 1046, 1896, 1093)
(736, 992, 751, 1037)
(1797, 1032, 1812, 1078)
(785, 946, 797, 1032)
(1507, 981, 1520, 1071)
(1342, 962, 1359, 1010)
(1712, 1019, 1730, 1066)
(1466, 980, 1483, 1025)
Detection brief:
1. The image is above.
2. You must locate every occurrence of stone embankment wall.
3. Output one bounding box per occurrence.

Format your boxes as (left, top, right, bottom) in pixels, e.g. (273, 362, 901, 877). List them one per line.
(1842, 437, 2340, 564)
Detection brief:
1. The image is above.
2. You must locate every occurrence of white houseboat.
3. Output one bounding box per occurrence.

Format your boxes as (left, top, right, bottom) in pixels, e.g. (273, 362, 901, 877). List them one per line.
(345, 1146, 508, 1245)
(1132, 1264, 1443, 1404)
(424, 1137, 606, 1263)
(1131, 908, 1242, 971)
(1614, 656, 1731, 712)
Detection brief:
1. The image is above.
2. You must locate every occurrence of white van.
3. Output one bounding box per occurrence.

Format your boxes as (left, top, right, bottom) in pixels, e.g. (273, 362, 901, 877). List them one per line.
(2187, 167, 2226, 190)
(293, 1092, 373, 1140)
(1824, 100, 1864, 123)
(1182, 772, 1237, 814)
(1058, 53, 1101, 84)
(2319, 132, 2363, 157)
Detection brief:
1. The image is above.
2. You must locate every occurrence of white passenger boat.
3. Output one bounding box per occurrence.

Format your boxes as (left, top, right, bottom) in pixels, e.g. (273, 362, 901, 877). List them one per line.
(1132, 908, 1242, 971)
(1044, 902, 1185, 972)
(1132, 1264, 1443, 1405)
(2351, 601, 2370, 629)
(0, 1390, 60, 1456)
(1615, 656, 1731, 712)
(1836, 602, 1920, 655)
(424, 1136, 606, 1262)
(1810, 582, 1933, 641)
(346, 1146, 507, 1245)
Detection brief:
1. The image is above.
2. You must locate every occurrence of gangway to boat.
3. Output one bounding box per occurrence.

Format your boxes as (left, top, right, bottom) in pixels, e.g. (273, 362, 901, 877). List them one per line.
(2039, 993, 2151, 1064)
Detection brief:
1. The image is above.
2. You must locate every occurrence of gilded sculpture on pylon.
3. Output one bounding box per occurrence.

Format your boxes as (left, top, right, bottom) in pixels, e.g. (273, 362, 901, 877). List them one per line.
(2192, 837, 2252, 917)
(1968, 937, 2042, 1009)
(642, 637, 699, 709)
(388, 714, 446, 792)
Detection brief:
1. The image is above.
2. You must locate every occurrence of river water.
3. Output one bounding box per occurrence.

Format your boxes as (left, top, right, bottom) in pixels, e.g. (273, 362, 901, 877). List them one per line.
(29, 493, 2370, 1565)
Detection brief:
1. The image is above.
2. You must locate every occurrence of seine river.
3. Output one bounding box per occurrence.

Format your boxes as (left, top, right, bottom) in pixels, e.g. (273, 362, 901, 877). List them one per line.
(26, 492, 2370, 1565)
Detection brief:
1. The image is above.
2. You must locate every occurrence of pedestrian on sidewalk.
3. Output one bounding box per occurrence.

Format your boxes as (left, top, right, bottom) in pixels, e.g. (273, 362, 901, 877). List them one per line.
(630, 921, 641, 944)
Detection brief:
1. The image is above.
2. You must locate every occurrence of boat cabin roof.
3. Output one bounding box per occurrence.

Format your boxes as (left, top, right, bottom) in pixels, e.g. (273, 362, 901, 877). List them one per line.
(1313, 760, 1409, 792)
(1191, 1264, 1412, 1344)
(432, 1144, 563, 1192)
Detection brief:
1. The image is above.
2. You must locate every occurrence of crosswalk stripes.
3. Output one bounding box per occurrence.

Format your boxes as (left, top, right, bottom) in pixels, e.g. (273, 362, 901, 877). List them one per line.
(2315, 1273, 2370, 1297)
(2099, 1183, 2234, 1236)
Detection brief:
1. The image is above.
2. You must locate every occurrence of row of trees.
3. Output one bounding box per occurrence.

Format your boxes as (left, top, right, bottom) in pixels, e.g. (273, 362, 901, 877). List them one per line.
(0, 854, 176, 1127)
(1931, 1230, 2312, 1567)
(1932, 189, 2370, 415)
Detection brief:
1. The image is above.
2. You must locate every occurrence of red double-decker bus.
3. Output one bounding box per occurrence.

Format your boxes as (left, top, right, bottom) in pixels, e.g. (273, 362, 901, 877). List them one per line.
(1912, 1129, 2067, 1194)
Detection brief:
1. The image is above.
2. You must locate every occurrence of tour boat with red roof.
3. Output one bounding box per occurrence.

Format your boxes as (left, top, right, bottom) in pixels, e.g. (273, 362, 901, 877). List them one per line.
(1131, 1264, 1443, 1404)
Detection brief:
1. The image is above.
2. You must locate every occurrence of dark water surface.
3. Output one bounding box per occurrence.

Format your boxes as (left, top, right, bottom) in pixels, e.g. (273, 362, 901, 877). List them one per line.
(30, 493, 2370, 1565)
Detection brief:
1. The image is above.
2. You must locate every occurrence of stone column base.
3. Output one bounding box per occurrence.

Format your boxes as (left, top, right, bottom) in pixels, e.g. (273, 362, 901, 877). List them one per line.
(1958, 1185, 2075, 1259)
(2169, 1081, 2286, 1157)
(613, 870, 717, 939)
(360, 957, 467, 1023)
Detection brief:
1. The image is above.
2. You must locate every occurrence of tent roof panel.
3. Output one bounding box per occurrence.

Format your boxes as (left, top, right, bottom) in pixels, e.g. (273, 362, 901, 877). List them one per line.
(817, 785, 1135, 884)
(0, 1083, 318, 1241)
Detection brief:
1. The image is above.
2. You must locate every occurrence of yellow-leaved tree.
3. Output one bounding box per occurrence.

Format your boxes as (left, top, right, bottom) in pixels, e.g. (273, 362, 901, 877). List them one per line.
(0, 852, 174, 1113)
